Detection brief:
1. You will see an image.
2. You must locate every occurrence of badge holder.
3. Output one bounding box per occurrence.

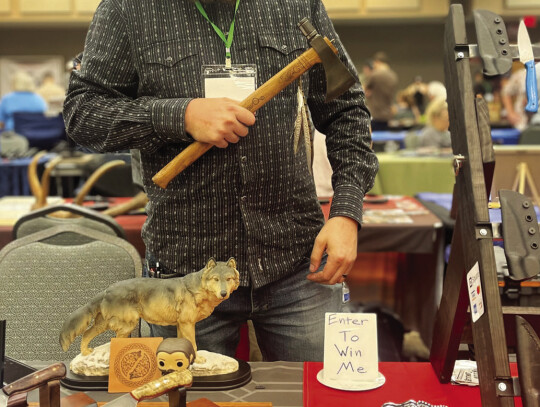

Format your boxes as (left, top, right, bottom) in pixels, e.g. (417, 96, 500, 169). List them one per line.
(202, 65, 256, 100)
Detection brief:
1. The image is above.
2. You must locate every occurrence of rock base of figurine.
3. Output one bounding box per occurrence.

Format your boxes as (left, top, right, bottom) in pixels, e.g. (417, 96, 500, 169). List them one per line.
(70, 343, 239, 377)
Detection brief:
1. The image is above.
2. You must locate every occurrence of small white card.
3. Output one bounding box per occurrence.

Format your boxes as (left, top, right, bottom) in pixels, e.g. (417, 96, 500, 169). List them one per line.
(323, 312, 378, 382)
(467, 262, 485, 323)
(202, 64, 256, 100)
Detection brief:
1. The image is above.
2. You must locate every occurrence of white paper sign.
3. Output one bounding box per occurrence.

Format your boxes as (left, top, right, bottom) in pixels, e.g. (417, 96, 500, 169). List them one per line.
(323, 312, 378, 382)
(467, 262, 485, 323)
(204, 77, 255, 100)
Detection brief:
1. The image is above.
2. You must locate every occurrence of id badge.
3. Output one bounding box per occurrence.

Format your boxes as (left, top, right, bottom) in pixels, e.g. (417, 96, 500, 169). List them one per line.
(202, 64, 257, 100)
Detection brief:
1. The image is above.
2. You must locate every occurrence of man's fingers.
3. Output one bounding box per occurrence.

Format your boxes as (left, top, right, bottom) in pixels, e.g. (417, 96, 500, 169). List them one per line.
(310, 238, 326, 273)
(234, 105, 256, 126)
(232, 122, 249, 138)
(224, 132, 240, 144)
(307, 256, 341, 284)
(214, 139, 229, 148)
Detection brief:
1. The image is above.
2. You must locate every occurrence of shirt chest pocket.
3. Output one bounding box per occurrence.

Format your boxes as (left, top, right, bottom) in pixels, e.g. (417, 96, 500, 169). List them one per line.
(141, 41, 201, 97)
(257, 31, 307, 96)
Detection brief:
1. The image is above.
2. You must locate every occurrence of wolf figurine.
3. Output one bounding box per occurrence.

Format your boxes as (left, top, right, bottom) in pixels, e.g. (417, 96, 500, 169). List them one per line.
(59, 257, 240, 358)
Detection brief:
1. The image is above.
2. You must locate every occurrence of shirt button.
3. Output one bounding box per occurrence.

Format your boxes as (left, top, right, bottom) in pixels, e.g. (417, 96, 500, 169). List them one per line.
(281, 45, 288, 51)
(241, 196, 247, 202)
(241, 156, 247, 163)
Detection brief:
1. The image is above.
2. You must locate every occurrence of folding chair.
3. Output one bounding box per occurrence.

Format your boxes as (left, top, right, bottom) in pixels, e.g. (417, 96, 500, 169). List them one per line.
(0, 225, 142, 362)
(12, 203, 125, 242)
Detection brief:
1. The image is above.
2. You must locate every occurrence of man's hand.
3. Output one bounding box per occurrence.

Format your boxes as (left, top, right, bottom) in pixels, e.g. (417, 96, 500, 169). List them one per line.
(185, 98, 256, 148)
(308, 216, 358, 285)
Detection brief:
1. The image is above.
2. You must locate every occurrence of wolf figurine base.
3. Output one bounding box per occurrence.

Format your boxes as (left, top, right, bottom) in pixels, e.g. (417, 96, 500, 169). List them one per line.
(59, 258, 239, 358)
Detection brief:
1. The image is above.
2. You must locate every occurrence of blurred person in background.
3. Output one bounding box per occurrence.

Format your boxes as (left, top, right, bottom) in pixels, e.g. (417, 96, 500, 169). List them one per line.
(501, 61, 540, 131)
(393, 89, 420, 127)
(365, 51, 399, 131)
(0, 71, 47, 132)
(426, 81, 447, 103)
(36, 72, 66, 114)
(417, 97, 451, 150)
(359, 59, 373, 86)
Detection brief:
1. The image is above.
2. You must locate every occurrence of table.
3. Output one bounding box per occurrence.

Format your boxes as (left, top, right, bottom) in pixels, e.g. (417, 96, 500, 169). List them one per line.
(22, 362, 522, 407)
(491, 128, 521, 145)
(303, 361, 522, 407)
(24, 362, 303, 407)
(368, 152, 455, 196)
(318, 197, 444, 348)
(0, 155, 52, 197)
(371, 130, 408, 149)
(371, 128, 521, 149)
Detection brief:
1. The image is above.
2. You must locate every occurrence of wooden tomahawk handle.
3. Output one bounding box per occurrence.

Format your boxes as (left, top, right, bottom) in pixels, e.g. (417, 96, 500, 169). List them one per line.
(152, 38, 337, 189)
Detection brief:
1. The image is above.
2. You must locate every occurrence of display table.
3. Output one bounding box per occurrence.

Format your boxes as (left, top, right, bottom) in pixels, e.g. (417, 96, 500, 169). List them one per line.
(21, 362, 521, 407)
(369, 153, 455, 196)
(303, 362, 522, 407)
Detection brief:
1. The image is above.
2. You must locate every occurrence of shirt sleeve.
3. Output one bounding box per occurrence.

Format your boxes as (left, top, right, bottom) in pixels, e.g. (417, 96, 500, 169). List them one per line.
(306, 0, 379, 226)
(63, 0, 193, 154)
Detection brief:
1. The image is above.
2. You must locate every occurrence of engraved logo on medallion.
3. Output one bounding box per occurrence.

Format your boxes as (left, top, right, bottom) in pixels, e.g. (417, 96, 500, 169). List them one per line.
(114, 343, 157, 387)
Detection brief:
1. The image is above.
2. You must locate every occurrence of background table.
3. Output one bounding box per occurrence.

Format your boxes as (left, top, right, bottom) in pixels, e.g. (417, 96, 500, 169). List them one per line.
(368, 152, 455, 198)
(0, 155, 52, 197)
(371, 128, 521, 150)
(321, 196, 444, 348)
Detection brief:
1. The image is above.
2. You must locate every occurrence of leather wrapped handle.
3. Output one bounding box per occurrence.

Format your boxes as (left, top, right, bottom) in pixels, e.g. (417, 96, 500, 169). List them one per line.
(131, 370, 192, 401)
(2, 363, 66, 396)
(152, 38, 337, 189)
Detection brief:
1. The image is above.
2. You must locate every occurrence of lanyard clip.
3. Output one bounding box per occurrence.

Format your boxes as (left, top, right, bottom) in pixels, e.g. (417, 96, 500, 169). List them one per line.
(225, 48, 232, 68)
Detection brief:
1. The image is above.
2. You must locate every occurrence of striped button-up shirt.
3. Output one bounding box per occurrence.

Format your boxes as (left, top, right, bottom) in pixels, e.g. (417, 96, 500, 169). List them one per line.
(63, 0, 378, 288)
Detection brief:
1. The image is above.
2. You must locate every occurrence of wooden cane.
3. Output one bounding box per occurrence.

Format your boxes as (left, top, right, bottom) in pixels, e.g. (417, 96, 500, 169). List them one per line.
(152, 38, 337, 189)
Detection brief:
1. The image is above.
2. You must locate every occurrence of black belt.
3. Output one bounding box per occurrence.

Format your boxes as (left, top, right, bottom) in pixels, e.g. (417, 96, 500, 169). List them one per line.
(145, 259, 182, 279)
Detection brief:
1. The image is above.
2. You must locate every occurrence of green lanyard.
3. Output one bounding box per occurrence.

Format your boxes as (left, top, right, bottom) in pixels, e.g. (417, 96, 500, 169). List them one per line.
(195, 0, 241, 68)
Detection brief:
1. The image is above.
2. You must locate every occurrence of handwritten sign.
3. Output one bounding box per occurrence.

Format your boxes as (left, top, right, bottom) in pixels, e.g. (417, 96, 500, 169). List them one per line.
(323, 312, 378, 382)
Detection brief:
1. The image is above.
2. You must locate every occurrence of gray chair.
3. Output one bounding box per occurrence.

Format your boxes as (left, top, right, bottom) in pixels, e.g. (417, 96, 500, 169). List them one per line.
(0, 224, 142, 362)
(12, 203, 125, 243)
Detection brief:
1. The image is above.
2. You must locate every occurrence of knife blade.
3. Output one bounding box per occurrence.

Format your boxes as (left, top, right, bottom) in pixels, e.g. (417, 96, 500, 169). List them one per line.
(102, 370, 192, 407)
(518, 19, 538, 113)
(0, 362, 66, 407)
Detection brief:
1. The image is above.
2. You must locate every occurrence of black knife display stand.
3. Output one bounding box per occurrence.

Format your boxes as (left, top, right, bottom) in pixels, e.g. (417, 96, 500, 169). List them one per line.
(430, 5, 540, 407)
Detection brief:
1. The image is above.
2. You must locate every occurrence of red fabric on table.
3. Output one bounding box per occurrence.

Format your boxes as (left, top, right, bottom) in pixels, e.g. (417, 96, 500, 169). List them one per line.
(303, 362, 522, 407)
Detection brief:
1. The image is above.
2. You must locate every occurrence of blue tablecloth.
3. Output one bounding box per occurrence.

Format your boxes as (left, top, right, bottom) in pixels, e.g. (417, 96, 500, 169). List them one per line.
(371, 131, 408, 149)
(490, 128, 521, 145)
(372, 128, 521, 147)
(0, 155, 52, 197)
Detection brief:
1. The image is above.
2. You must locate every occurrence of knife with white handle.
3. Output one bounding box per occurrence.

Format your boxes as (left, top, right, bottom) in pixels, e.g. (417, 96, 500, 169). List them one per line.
(518, 19, 538, 113)
(0, 363, 66, 407)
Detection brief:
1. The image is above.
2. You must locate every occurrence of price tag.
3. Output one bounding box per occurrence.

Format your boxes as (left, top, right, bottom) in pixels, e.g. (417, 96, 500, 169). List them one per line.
(467, 262, 485, 323)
